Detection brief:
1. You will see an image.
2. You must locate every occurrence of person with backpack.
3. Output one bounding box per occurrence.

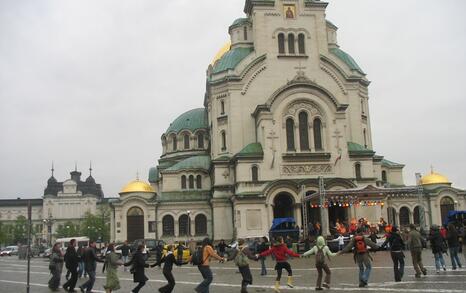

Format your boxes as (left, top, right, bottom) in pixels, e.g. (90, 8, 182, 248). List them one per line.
(258, 236, 301, 292)
(302, 236, 338, 291)
(151, 244, 183, 293)
(381, 226, 406, 282)
(447, 223, 462, 270)
(124, 244, 149, 293)
(227, 239, 258, 293)
(257, 236, 270, 276)
(428, 224, 447, 273)
(48, 242, 64, 291)
(193, 237, 226, 293)
(63, 239, 80, 292)
(79, 241, 104, 293)
(407, 224, 427, 278)
(340, 228, 379, 288)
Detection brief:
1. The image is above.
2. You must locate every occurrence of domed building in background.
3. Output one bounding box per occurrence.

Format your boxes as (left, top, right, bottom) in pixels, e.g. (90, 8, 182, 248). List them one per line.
(109, 0, 465, 243)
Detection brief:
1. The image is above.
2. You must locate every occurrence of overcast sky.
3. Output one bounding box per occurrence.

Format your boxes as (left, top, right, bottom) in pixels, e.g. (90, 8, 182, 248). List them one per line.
(1, 0, 465, 200)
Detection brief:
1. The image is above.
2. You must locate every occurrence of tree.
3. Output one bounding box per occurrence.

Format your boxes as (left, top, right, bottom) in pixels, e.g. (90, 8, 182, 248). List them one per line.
(80, 206, 110, 242)
(55, 221, 80, 238)
(12, 216, 28, 244)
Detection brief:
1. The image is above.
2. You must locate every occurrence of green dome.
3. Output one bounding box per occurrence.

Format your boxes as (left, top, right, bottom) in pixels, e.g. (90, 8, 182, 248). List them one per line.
(164, 155, 211, 173)
(329, 47, 365, 75)
(212, 47, 254, 74)
(165, 108, 208, 134)
(230, 17, 250, 28)
(148, 167, 159, 183)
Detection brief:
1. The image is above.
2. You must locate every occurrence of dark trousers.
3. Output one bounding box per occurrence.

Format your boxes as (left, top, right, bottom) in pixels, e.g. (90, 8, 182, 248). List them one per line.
(48, 267, 62, 290)
(196, 265, 213, 293)
(159, 270, 175, 293)
(63, 269, 78, 290)
(391, 251, 405, 281)
(80, 269, 96, 292)
(275, 262, 292, 281)
(315, 263, 331, 288)
(411, 248, 426, 275)
(132, 281, 146, 293)
(239, 266, 252, 293)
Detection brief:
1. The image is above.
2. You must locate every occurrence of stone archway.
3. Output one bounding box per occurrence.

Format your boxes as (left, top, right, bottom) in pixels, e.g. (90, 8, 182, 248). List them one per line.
(127, 207, 144, 242)
(273, 192, 295, 218)
(440, 196, 455, 224)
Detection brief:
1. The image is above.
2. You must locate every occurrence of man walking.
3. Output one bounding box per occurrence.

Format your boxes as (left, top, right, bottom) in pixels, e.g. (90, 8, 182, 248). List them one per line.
(195, 237, 226, 293)
(381, 226, 405, 282)
(120, 240, 130, 272)
(341, 228, 379, 287)
(408, 224, 427, 278)
(63, 239, 80, 292)
(80, 241, 103, 293)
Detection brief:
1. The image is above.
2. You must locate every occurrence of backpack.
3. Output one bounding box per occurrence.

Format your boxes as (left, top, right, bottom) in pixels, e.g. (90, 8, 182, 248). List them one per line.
(315, 246, 326, 265)
(354, 236, 367, 253)
(191, 247, 205, 266)
(234, 248, 249, 267)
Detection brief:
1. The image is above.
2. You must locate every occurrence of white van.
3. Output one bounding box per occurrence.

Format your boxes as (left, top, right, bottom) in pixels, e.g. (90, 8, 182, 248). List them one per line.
(55, 237, 90, 250)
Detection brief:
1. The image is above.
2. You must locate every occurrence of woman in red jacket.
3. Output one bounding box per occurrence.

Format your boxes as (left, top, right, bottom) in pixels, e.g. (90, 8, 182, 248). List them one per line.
(259, 236, 300, 292)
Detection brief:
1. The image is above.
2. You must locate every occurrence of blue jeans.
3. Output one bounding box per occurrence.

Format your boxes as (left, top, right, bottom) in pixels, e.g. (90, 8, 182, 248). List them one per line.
(260, 257, 267, 275)
(449, 246, 462, 269)
(81, 270, 96, 292)
(78, 262, 84, 277)
(434, 252, 446, 270)
(122, 255, 129, 271)
(358, 259, 372, 283)
(196, 266, 213, 293)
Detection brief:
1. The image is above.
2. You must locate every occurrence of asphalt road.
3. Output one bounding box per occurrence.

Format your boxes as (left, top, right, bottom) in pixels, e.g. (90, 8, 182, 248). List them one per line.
(0, 250, 465, 293)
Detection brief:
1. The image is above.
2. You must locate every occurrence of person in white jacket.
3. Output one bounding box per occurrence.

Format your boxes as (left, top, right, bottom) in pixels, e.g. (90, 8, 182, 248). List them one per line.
(302, 236, 338, 291)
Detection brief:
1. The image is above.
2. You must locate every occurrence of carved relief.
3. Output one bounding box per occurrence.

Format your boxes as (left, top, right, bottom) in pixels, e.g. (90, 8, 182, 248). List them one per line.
(286, 101, 322, 117)
(281, 164, 333, 175)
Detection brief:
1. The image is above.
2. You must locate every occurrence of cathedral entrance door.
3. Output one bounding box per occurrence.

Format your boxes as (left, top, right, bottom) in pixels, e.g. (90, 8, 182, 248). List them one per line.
(127, 207, 144, 242)
(273, 193, 294, 218)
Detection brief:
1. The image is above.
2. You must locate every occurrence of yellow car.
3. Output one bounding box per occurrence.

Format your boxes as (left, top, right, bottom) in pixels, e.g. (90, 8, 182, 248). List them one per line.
(162, 244, 191, 263)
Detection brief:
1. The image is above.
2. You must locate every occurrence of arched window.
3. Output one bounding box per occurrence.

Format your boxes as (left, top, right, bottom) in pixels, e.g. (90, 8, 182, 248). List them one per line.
(251, 165, 259, 182)
(197, 132, 204, 149)
(172, 134, 177, 151)
(361, 99, 365, 114)
(221, 131, 226, 151)
(181, 175, 187, 189)
(298, 111, 309, 151)
(184, 134, 190, 149)
(288, 33, 295, 54)
(355, 163, 362, 179)
(387, 207, 397, 225)
(399, 207, 410, 226)
(196, 175, 202, 189)
(286, 118, 295, 151)
(363, 129, 367, 148)
(243, 26, 248, 40)
(162, 136, 167, 153)
(195, 214, 207, 235)
(313, 118, 322, 150)
(220, 100, 225, 115)
(179, 214, 189, 236)
(382, 170, 387, 183)
(413, 206, 421, 225)
(278, 33, 285, 54)
(188, 175, 194, 189)
(298, 33, 305, 54)
(440, 197, 455, 224)
(162, 215, 174, 236)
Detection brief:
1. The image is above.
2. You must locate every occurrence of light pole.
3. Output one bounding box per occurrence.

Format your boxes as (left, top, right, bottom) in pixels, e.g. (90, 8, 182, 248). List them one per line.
(42, 216, 55, 247)
(187, 210, 191, 243)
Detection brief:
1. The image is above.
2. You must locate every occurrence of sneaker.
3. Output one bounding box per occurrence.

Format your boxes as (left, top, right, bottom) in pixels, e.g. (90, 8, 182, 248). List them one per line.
(415, 274, 421, 278)
(453, 267, 457, 270)
(79, 287, 85, 293)
(436, 270, 440, 274)
(322, 283, 330, 289)
(443, 266, 447, 271)
(315, 288, 323, 291)
(422, 269, 427, 275)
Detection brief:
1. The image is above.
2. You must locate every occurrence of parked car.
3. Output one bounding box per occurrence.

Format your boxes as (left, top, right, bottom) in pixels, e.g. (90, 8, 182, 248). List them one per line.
(162, 244, 191, 263)
(0, 246, 19, 256)
(131, 239, 166, 259)
(43, 248, 52, 258)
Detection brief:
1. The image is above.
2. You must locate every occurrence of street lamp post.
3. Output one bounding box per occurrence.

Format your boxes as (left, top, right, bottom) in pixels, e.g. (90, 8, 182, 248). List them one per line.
(187, 210, 191, 243)
(42, 216, 55, 247)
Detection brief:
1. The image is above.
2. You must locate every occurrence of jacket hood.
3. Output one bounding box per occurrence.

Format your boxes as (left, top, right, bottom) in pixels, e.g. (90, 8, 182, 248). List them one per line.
(316, 236, 326, 248)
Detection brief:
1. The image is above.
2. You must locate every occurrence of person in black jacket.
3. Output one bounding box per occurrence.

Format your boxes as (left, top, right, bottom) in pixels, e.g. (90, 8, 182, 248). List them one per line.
(125, 244, 149, 293)
(257, 237, 270, 276)
(63, 239, 80, 292)
(79, 241, 104, 293)
(428, 225, 447, 273)
(151, 244, 182, 293)
(447, 223, 462, 270)
(381, 226, 405, 282)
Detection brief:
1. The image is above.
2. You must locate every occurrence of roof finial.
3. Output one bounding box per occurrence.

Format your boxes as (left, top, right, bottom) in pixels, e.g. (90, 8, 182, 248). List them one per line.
(430, 165, 434, 174)
(51, 161, 55, 177)
(136, 170, 140, 181)
(75, 161, 78, 172)
(89, 161, 93, 176)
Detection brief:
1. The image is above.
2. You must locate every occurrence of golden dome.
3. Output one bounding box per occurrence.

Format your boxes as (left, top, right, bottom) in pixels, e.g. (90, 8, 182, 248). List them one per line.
(120, 179, 155, 194)
(420, 171, 450, 185)
(211, 42, 231, 65)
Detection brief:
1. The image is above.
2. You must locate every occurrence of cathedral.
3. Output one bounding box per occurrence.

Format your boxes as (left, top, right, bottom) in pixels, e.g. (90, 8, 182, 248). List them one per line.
(107, 0, 466, 243)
